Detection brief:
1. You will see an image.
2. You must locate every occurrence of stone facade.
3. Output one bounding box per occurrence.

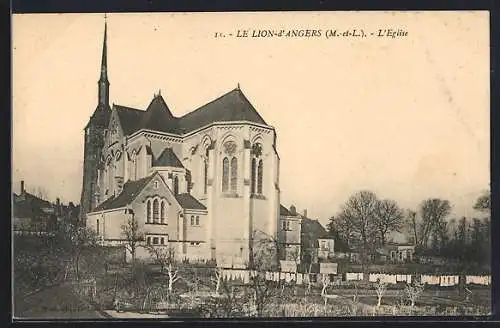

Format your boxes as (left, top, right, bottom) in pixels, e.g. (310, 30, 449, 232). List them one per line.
(81, 22, 281, 267)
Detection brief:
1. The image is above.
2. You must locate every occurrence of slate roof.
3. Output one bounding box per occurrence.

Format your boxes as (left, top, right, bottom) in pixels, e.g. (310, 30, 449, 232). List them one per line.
(177, 88, 268, 133)
(175, 193, 207, 210)
(114, 105, 146, 135)
(301, 218, 330, 248)
(113, 88, 268, 136)
(13, 192, 54, 218)
(153, 148, 184, 168)
(280, 204, 293, 216)
(138, 96, 178, 134)
(93, 175, 155, 211)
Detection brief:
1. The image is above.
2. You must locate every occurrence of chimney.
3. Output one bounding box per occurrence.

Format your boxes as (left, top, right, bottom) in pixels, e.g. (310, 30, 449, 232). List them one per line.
(56, 198, 60, 206)
(290, 205, 296, 216)
(303, 209, 308, 218)
(20, 180, 25, 194)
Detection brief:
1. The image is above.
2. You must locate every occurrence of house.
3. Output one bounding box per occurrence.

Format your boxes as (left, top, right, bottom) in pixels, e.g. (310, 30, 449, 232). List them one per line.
(318, 237, 335, 260)
(377, 242, 415, 263)
(278, 205, 302, 265)
(299, 211, 335, 265)
(13, 181, 57, 236)
(81, 20, 281, 266)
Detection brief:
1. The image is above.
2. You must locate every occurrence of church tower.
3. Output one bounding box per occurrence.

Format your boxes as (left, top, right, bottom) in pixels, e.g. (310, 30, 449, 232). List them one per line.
(79, 18, 112, 221)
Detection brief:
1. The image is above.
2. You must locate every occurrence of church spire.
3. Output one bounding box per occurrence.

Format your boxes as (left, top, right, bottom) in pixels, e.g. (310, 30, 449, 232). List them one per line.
(98, 14, 109, 108)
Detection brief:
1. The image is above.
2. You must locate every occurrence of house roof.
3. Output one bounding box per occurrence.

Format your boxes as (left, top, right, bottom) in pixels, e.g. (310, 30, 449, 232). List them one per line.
(13, 192, 54, 219)
(153, 148, 184, 168)
(280, 204, 293, 216)
(175, 193, 207, 210)
(93, 175, 155, 212)
(113, 88, 269, 136)
(301, 218, 330, 248)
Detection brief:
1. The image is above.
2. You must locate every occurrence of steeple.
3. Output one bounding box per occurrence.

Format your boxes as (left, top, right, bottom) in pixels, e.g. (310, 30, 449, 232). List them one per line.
(98, 14, 109, 108)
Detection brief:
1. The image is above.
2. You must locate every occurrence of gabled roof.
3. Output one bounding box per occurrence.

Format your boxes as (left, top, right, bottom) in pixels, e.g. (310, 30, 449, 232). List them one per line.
(13, 192, 54, 218)
(177, 88, 268, 133)
(153, 148, 184, 168)
(301, 218, 330, 248)
(93, 175, 155, 212)
(113, 88, 269, 136)
(175, 193, 207, 210)
(114, 105, 146, 135)
(280, 204, 293, 216)
(138, 95, 179, 134)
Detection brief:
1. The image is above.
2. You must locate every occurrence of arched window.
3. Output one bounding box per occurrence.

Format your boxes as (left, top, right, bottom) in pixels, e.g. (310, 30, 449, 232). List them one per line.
(153, 199, 159, 223)
(146, 200, 152, 223)
(230, 157, 238, 192)
(160, 201, 165, 224)
(222, 157, 229, 192)
(173, 176, 179, 195)
(251, 158, 256, 194)
(257, 160, 263, 194)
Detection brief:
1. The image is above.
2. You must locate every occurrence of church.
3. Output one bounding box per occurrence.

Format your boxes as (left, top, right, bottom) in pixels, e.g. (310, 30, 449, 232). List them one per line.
(80, 20, 281, 267)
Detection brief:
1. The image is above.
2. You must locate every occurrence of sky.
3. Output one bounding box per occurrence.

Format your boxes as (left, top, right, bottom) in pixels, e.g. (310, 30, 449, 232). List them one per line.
(12, 12, 490, 227)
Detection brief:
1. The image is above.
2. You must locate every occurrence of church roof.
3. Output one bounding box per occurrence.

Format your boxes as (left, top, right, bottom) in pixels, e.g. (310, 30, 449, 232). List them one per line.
(177, 88, 268, 133)
(138, 95, 178, 134)
(153, 148, 184, 168)
(114, 105, 145, 135)
(113, 88, 268, 136)
(93, 175, 154, 212)
(175, 193, 207, 210)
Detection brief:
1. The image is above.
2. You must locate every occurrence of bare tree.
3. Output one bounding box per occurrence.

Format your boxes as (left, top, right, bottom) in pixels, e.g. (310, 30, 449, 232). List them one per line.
(28, 186, 49, 200)
(407, 210, 419, 246)
(167, 262, 180, 294)
(305, 262, 313, 296)
(320, 274, 330, 307)
(418, 199, 451, 249)
(211, 266, 224, 296)
(121, 212, 144, 263)
(247, 229, 280, 317)
(374, 279, 388, 307)
(373, 199, 404, 245)
(336, 191, 379, 269)
(202, 276, 247, 318)
(58, 220, 99, 281)
(405, 282, 425, 307)
(146, 244, 175, 274)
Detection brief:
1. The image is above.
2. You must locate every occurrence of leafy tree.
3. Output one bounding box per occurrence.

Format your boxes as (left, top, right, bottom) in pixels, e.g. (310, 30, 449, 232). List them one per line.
(473, 191, 490, 214)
